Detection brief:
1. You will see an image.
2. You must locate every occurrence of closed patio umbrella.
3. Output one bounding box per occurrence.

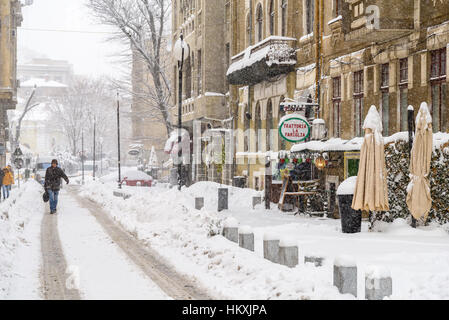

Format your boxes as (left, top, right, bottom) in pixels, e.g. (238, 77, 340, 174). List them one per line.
(406, 102, 433, 221)
(352, 106, 389, 212)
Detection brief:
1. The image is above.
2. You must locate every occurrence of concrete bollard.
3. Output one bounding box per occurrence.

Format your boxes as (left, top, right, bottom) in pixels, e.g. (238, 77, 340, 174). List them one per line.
(365, 266, 392, 300)
(238, 226, 254, 251)
(195, 197, 204, 210)
(222, 217, 238, 243)
(218, 188, 229, 212)
(252, 196, 262, 209)
(334, 255, 357, 297)
(305, 256, 325, 267)
(278, 238, 299, 268)
(263, 233, 280, 264)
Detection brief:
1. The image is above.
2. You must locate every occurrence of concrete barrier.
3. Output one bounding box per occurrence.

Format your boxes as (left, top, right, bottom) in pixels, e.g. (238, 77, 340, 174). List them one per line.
(305, 256, 325, 267)
(222, 217, 238, 243)
(252, 196, 262, 209)
(263, 233, 280, 264)
(218, 188, 228, 212)
(195, 197, 204, 210)
(365, 266, 392, 300)
(278, 238, 299, 268)
(113, 191, 131, 200)
(333, 255, 357, 297)
(238, 226, 254, 251)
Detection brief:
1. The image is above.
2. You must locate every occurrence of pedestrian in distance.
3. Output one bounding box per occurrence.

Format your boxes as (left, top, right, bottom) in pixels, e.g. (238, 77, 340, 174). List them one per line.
(44, 159, 69, 214)
(6, 165, 14, 193)
(2, 167, 14, 199)
(0, 168, 5, 201)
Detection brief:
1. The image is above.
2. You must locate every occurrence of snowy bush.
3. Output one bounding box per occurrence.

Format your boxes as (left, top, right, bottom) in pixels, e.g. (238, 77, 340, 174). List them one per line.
(375, 140, 449, 225)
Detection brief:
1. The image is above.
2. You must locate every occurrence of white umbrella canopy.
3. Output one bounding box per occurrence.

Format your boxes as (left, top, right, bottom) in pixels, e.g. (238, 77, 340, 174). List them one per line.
(352, 106, 389, 212)
(406, 102, 433, 221)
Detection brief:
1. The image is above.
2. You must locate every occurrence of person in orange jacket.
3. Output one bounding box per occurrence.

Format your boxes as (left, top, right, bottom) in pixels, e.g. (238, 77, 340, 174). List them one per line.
(2, 167, 14, 199)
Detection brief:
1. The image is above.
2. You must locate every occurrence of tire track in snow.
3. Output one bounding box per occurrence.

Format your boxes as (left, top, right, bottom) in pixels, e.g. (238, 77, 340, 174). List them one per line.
(40, 213, 81, 300)
(67, 186, 212, 300)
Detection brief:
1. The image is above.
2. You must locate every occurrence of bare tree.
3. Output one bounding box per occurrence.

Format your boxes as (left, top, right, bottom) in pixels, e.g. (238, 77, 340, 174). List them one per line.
(88, 0, 173, 136)
(11, 85, 40, 152)
(51, 76, 116, 157)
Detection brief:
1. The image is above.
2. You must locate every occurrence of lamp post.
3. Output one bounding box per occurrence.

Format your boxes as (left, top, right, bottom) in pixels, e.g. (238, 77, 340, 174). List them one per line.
(82, 130, 85, 185)
(117, 93, 122, 189)
(99, 137, 104, 176)
(173, 33, 190, 191)
(93, 116, 96, 181)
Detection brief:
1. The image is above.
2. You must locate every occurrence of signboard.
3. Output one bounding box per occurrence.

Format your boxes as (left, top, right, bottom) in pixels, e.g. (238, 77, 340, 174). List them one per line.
(14, 158, 24, 169)
(281, 103, 319, 112)
(278, 114, 311, 143)
(13, 147, 23, 157)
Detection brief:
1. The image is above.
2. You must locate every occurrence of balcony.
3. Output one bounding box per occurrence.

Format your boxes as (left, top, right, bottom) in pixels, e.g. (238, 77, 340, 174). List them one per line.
(343, 0, 413, 43)
(227, 36, 297, 86)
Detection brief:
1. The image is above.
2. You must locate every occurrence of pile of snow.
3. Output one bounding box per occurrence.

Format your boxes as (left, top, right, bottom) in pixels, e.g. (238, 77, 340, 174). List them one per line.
(100, 170, 152, 183)
(334, 255, 357, 267)
(0, 181, 44, 298)
(336, 176, 357, 196)
(365, 266, 391, 279)
(80, 180, 344, 299)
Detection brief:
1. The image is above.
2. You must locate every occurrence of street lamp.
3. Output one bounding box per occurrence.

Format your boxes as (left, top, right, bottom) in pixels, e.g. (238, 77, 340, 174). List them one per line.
(117, 93, 122, 189)
(99, 137, 104, 176)
(173, 33, 190, 191)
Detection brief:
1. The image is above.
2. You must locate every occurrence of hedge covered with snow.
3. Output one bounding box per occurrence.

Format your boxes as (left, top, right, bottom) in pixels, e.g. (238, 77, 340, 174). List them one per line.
(373, 138, 449, 225)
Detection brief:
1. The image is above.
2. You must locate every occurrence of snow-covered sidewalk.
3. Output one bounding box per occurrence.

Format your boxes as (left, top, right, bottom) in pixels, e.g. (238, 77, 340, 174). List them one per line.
(0, 181, 44, 299)
(80, 180, 449, 300)
(57, 189, 170, 300)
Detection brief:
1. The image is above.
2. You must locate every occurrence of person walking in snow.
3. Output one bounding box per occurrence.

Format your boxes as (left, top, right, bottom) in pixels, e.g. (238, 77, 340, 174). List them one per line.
(2, 167, 14, 199)
(44, 159, 69, 214)
(0, 168, 5, 201)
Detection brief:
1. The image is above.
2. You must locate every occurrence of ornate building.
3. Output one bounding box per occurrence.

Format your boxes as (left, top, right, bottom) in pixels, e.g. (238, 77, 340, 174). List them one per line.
(171, 0, 233, 183)
(227, 0, 449, 190)
(0, 0, 22, 167)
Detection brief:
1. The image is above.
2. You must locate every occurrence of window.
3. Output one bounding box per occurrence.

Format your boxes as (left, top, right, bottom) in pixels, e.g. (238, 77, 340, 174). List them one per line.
(269, 0, 275, 36)
(256, 4, 263, 42)
(353, 71, 364, 137)
(244, 106, 250, 152)
(306, 0, 314, 35)
(225, 2, 230, 32)
(399, 58, 409, 131)
(399, 58, 408, 84)
(266, 100, 273, 151)
(281, 0, 287, 36)
(246, 13, 252, 46)
(185, 57, 192, 99)
(255, 103, 262, 152)
(197, 49, 202, 95)
(278, 97, 286, 150)
(332, 77, 341, 138)
(380, 64, 389, 136)
(225, 43, 230, 91)
(334, 0, 342, 17)
(430, 48, 447, 132)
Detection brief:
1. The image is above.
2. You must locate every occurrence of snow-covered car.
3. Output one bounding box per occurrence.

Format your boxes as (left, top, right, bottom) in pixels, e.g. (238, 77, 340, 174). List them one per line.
(120, 170, 153, 187)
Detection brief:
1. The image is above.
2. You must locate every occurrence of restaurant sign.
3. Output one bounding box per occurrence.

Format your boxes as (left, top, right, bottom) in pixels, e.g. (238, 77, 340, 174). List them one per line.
(278, 114, 311, 143)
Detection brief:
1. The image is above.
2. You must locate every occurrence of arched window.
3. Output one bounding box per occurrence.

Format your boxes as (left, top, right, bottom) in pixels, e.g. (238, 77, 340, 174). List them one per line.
(244, 105, 250, 152)
(281, 0, 287, 36)
(278, 97, 286, 151)
(256, 4, 263, 42)
(246, 13, 252, 46)
(266, 100, 273, 151)
(255, 103, 262, 152)
(269, 0, 275, 36)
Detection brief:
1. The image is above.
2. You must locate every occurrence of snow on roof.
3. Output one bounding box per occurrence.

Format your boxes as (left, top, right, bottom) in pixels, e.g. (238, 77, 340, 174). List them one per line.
(291, 137, 364, 153)
(21, 78, 67, 88)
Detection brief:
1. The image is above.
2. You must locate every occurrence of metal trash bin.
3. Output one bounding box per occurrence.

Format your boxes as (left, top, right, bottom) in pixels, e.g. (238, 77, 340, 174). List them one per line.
(337, 177, 361, 234)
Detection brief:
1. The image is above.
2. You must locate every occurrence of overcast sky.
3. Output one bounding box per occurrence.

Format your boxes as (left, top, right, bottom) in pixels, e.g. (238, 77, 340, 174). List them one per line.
(18, 0, 128, 78)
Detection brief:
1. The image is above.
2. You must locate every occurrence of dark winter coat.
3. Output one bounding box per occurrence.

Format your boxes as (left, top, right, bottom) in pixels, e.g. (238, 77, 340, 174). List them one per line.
(44, 167, 69, 191)
(0, 170, 4, 186)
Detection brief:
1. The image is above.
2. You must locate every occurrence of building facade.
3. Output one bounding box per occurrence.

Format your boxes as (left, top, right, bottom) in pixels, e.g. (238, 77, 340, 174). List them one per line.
(226, 0, 449, 191)
(0, 0, 22, 167)
(171, 0, 233, 184)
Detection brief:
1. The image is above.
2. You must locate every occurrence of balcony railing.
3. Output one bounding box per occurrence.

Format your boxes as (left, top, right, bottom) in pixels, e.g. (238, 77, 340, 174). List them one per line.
(227, 36, 297, 86)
